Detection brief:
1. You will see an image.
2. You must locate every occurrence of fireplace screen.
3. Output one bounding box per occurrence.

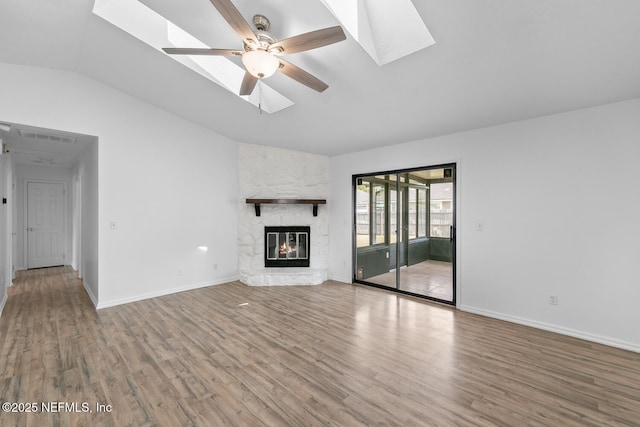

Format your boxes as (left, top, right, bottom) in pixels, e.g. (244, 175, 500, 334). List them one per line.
(265, 226, 310, 267)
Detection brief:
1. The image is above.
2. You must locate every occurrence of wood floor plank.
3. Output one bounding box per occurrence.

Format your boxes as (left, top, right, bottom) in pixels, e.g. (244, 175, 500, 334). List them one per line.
(1, 266, 639, 426)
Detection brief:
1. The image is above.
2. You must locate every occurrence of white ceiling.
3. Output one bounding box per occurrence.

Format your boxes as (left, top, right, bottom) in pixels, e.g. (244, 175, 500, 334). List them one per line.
(1, 0, 639, 156)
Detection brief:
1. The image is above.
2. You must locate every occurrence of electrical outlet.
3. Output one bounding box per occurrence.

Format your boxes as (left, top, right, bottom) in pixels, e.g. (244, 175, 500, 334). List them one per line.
(177, 267, 184, 276)
(213, 264, 218, 270)
(548, 295, 558, 305)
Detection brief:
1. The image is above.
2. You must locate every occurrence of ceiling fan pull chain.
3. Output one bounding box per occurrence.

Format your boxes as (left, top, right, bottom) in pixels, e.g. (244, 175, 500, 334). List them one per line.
(258, 79, 263, 115)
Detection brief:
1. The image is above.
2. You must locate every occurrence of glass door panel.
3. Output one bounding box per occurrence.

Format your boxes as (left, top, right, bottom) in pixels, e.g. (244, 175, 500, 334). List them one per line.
(354, 174, 396, 289)
(399, 168, 455, 302)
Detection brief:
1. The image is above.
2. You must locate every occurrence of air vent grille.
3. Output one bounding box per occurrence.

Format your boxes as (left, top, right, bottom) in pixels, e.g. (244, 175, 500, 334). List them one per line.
(18, 129, 77, 144)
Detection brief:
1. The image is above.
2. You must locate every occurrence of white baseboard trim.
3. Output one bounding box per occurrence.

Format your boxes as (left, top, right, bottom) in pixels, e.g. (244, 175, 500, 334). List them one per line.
(459, 304, 640, 353)
(0, 291, 8, 320)
(83, 279, 99, 308)
(96, 275, 239, 309)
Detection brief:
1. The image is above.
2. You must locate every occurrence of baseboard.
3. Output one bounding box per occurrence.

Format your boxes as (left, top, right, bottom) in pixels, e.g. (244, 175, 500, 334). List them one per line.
(96, 275, 239, 309)
(83, 279, 99, 308)
(459, 304, 640, 353)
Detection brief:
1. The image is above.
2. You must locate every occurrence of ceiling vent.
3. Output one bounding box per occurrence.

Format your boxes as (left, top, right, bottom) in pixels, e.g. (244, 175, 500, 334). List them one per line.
(17, 129, 77, 144)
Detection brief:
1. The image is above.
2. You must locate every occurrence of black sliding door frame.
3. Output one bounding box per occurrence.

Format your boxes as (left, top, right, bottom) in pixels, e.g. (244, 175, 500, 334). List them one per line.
(352, 163, 457, 306)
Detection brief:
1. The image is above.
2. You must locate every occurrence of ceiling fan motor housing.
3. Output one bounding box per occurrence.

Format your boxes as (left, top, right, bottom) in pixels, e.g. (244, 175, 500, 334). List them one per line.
(245, 15, 277, 51)
(253, 15, 270, 31)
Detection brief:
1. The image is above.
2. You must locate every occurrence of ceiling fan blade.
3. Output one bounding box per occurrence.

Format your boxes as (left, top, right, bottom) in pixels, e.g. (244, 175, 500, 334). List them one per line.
(209, 0, 257, 46)
(269, 26, 346, 55)
(239, 72, 258, 96)
(162, 48, 242, 56)
(278, 59, 329, 93)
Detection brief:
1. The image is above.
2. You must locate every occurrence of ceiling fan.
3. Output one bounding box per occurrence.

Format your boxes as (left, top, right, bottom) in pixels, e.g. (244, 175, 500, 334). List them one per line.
(163, 0, 346, 96)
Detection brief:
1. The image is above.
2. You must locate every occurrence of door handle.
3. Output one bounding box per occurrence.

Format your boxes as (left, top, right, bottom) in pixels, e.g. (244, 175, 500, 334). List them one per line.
(449, 225, 455, 242)
(27, 227, 36, 232)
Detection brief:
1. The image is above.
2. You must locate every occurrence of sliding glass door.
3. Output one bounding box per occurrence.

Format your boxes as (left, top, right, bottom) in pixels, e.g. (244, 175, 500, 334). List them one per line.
(353, 165, 456, 305)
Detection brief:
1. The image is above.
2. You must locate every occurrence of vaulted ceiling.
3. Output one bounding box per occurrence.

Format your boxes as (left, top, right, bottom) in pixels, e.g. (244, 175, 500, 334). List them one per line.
(2, 0, 639, 156)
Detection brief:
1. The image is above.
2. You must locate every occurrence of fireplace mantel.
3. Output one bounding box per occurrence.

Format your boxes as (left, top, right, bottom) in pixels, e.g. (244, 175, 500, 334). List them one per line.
(246, 198, 327, 216)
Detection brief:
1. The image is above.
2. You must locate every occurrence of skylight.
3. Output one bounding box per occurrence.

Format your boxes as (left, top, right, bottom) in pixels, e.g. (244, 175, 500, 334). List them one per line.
(319, 0, 435, 65)
(92, 0, 293, 114)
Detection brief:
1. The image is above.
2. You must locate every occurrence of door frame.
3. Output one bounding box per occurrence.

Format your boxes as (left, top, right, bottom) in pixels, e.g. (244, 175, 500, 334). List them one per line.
(5, 165, 14, 286)
(72, 174, 82, 278)
(352, 163, 457, 306)
(24, 179, 68, 269)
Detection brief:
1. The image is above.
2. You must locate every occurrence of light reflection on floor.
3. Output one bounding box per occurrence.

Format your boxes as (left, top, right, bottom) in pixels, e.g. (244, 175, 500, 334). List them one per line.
(352, 287, 456, 381)
(366, 260, 453, 301)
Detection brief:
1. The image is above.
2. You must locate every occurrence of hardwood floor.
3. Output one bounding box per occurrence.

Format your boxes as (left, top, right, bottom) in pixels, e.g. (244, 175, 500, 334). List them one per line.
(1, 267, 639, 426)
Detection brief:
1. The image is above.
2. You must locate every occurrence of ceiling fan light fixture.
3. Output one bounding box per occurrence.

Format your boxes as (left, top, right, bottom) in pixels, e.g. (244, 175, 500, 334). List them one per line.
(242, 49, 280, 79)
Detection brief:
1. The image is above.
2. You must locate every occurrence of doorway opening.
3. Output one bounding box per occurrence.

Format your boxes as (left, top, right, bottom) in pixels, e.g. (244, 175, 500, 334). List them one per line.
(0, 121, 97, 291)
(353, 164, 456, 305)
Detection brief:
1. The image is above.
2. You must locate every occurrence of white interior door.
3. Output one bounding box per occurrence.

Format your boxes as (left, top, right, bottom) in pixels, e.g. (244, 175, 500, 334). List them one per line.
(27, 181, 65, 269)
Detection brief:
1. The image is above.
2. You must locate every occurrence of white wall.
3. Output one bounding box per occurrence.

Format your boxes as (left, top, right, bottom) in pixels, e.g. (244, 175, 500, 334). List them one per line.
(78, 142, 99, 303)
(330, 98, 640, 352)
(0, 63, 238, 308)
(13, 165, 74, 270)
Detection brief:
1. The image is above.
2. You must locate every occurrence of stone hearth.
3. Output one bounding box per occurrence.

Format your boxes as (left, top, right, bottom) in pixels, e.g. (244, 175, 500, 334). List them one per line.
(239, 268, 327, 286)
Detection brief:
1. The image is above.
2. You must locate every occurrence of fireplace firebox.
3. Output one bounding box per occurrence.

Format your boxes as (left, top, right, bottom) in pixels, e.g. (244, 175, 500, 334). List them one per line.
(264, 226, 310, 267)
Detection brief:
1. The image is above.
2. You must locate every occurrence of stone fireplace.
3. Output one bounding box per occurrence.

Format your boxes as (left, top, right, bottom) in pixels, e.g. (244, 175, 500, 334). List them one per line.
(238, 143, 329, 286)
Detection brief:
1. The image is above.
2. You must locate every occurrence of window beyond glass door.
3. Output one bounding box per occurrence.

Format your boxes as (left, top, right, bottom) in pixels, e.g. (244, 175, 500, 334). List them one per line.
(390, 188, 398, 244)
(417, 188, 427, 237)
(429, 182, 453, 238)
(354, 175, 395, 288)
(356, 181, 387, 247)
(356, 181, 370, 247)
(408, 188, 417, 239)
(374, 184, 386, 244)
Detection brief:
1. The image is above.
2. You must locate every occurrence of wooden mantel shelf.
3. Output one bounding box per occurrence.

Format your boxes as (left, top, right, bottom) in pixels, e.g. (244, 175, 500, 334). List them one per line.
(246, 198, 327, 217)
